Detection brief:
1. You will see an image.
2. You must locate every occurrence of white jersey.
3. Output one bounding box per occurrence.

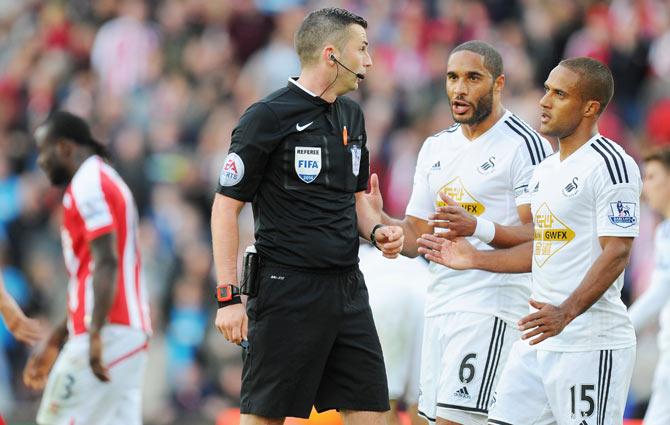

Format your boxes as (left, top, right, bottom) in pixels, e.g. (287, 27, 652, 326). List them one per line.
(654, 220, 670, 351)
(529, 134, 640, 351)
(406, 110, 553, 322)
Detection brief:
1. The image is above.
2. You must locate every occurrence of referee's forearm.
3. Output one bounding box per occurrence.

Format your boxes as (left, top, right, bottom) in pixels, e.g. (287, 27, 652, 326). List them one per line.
(211, 194, 244, 285)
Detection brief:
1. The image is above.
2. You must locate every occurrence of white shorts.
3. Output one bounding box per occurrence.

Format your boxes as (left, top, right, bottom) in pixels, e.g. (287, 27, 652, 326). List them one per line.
(489, 340, 635, 425)
(360, 245, 429, 404)
(418, 312, 519, 424)
(643, 350, 670, 425)
(37, 325, 149, 425)
(368, 275, 425, 403)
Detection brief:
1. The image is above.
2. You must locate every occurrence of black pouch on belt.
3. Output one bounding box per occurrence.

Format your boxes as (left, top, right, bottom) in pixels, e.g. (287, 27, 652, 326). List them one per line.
(241, 245, 259, 297)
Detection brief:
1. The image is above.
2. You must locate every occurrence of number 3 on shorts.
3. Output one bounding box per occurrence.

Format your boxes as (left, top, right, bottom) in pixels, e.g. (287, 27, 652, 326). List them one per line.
(459, 353, 477, 384)
(61, 374, 75, 400)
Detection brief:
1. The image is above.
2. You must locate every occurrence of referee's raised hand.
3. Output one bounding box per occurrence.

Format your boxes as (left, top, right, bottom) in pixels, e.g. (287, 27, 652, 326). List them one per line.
(373, 225, 404, 259)
(215, 304, 248, 345)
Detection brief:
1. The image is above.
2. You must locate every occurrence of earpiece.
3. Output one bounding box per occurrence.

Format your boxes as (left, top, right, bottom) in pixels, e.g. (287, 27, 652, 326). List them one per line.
(328, 53, 365, 80)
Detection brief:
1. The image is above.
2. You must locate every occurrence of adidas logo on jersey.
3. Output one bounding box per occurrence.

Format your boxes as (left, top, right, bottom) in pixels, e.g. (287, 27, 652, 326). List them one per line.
(453, 386, 471, 400)
(477, 156, 496, 175)
(579, 420, 588, 425)
(431, 161, 441, 171)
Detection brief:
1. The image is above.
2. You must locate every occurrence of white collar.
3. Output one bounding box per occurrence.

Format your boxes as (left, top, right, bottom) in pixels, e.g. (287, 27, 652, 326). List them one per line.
(288, 77, 319, 97)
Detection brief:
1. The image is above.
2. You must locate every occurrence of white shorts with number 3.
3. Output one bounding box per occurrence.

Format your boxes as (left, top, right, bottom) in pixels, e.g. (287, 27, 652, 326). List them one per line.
(36, 325, 148, 425)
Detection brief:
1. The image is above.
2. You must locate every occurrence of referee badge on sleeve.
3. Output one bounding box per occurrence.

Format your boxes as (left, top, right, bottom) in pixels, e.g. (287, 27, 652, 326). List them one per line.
(295, 146, 322, 183)
(219, 153, 245, 186)
(351, 145, 361, 176)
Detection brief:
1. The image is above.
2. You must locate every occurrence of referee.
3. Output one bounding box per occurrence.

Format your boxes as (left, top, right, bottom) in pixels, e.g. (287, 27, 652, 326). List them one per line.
(211, 8, 403, 425)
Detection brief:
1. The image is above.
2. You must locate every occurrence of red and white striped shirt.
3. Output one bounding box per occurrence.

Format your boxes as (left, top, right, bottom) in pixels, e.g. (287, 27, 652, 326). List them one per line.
(60, 156, 151, 336)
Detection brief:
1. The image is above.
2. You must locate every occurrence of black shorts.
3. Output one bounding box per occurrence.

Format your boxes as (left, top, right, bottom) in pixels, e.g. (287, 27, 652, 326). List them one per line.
(240, 261, 390, 419)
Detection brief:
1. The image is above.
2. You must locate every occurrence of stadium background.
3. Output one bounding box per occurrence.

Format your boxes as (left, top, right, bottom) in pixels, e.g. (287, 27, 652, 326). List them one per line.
(0, 0, 669, 423)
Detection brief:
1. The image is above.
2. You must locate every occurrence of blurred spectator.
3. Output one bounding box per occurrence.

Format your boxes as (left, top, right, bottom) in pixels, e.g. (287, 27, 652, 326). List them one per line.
(91, 0, 159, 97)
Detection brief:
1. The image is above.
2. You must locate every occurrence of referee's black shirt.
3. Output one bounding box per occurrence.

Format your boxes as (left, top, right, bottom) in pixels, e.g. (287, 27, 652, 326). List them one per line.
(216, 78, 370, 269)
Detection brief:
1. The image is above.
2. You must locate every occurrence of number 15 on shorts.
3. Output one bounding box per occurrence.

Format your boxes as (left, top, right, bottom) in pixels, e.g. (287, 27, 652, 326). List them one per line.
(570, 384, 595, 419)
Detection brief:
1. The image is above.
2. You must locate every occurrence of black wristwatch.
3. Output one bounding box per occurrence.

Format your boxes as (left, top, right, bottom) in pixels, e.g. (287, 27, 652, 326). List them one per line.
(216, 284, 242, 308)
(369, 223, 386, 250)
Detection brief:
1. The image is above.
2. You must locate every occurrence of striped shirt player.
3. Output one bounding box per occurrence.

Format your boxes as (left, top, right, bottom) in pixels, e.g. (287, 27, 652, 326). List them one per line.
(36, 155, 151, 425)
(60, 156, 151, 336)
(489, 134, 641, 425)
(407, 110, 552, 423)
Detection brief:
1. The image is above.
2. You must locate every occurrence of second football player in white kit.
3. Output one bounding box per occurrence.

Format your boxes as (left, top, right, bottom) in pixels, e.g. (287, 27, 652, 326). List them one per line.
(420, 57, 641, 425)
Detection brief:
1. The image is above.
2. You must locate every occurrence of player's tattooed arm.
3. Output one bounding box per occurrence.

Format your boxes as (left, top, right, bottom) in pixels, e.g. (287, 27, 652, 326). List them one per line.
(88, 232, 118, 382)
(89, 233, 118, 335)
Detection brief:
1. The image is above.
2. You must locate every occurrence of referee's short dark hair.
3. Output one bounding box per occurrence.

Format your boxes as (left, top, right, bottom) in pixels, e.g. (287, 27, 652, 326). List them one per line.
(295, 8, 367, 66)
(450, 40, 503, 79)
(559, 57, 614, 116)
(43, 111, 109, 159)
(644, 148, 670, 172)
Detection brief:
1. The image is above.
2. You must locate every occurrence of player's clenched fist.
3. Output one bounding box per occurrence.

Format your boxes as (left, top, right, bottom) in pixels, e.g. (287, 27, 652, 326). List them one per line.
(374, 225, 404, 258)
(215, 304, 248, 345)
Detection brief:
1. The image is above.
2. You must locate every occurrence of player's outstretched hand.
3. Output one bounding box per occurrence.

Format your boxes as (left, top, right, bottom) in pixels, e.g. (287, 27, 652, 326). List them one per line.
(428, 192, 477, 239)
(4, 310, 43, 346)
(23, 341, 59, 390)
(374, 225, 404, 259)
(89, 331, 110, 382)
(215, 303, 248, 345)
(518, 299, 571, 346)
(417, 234, 477, 269)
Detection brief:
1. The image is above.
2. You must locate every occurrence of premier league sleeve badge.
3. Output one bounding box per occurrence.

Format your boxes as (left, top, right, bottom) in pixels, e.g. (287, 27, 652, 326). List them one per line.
(608, 201, 637, 228)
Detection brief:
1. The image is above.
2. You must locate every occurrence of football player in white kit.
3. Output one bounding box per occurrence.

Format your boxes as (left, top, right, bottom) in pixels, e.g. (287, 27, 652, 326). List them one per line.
(359, 242, 429, 425)
(419, 57, 641, 425)
(361, 40, 552, 425)
(628, 149, 670, 425)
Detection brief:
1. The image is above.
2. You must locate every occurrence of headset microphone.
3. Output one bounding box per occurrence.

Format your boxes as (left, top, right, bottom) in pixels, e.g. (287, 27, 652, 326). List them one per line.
(329, 54, 365, 80)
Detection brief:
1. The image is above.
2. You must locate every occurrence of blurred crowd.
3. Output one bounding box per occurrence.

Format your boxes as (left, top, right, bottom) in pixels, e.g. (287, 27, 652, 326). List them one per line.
(1, 0, 670, 423)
